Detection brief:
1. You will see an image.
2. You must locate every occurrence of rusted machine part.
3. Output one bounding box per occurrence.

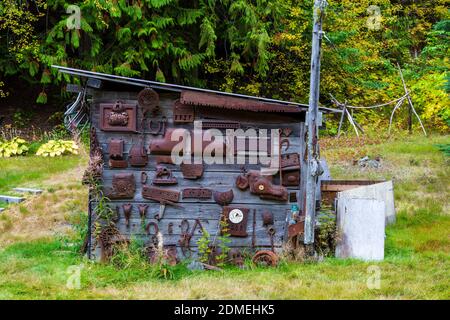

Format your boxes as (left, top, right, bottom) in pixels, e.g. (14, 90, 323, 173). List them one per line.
(222, 206, 249, 237)
(267, 226, 276, 252)
(179, 219, 192, 258)
(173, 99, 194, 123)
(155, 155, 174, 164)
(213, 189, 234, 206)
(201, 120, 240, 129)
(100, 101, 137, 132)
(145, 221, 159, 245)
(152, 166, 177, 185)
(104, 173, 136, 199)
(112, 206, 120, 223)
(235, 174, 249, 190)
(122, 203, 133, 227)
(146, 116, 167, 136)
(252, 250, 279, 267)
(108, 138, 127, 168)
(262, 210, 274, 226)
(149, 128, 183, 155)
(164, 245, 178, 266)
(182, 188, 212, 199)
(137, 87, 159, 115)
(180, 91, 301, 114)
(128, 139, 148, 167)
(168, 222, 174, 235)
(180, 163, 203, 179)
(288, 220, 305, 238)
(244, 170, 288, 202)
(281, 127, 293, 137)
(98, 225, 126, 261)
(142, 186, 180, 203)
(208, 245, 219, 266)
(141, 172, 148, 185)
(228, 248, 244, 267)
(138, 204, 148, 220)
(280, 138, 290, 152)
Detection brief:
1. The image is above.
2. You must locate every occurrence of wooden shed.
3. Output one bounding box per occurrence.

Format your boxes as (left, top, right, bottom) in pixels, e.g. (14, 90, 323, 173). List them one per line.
(54, 66, 332, 264)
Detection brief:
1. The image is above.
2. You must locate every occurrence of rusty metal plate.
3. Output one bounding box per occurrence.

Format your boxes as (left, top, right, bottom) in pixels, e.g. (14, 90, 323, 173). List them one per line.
(213, 189, 234, 206)
(142, 186, 179, 203)
(180, 91, 301, 113)
(100, 101, 137, 132)
(282, 170, 300, 187)
(180, 163, 203, 179)
(105, 173, 136, 199)
(129, 140, 148, 167)
(182, 188, 212, 199)
(173, 99, 194, 123)
(222, 206, 249, 237)
(280, 153, 300, 169)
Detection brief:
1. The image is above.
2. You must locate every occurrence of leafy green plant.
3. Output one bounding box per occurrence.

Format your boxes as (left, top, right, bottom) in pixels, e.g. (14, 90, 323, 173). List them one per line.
(35, 140, 78, 157)
(215, 219, 232, 267)
(0, 137, 29, 157)
(197, 228, 212, 264)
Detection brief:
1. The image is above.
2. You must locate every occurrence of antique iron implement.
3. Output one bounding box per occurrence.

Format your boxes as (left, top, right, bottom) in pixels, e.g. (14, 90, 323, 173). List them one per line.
(280, 153, 300, 187)
(152, 166, 177, 185)
(236, 170, 288, 202)
(142, 186, 180, 204)
(122, 204, 133, 227)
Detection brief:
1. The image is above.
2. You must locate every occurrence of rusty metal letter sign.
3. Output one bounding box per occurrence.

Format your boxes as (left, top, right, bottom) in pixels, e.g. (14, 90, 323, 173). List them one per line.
(108, 138, 127, 168)
(105, 173, 136, 199)
(142, 186, 180, 203)
(152, 166, 177, 185)
(182, 188, 212, 199)
(222, 206, 249, 237)
(100, 101, 137, 132)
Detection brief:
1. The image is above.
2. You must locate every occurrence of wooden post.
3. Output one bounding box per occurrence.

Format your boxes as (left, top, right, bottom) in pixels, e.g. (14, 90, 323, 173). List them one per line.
(304, 0, 327, 246)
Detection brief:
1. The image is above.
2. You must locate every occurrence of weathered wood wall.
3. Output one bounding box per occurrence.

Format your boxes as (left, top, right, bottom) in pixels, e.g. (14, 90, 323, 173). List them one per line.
(88, 90, 306, 260)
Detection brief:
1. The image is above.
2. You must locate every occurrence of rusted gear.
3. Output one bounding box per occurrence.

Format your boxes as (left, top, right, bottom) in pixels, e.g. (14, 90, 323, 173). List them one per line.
(138, 87, 159, 114)
(252, 250, 279, 267)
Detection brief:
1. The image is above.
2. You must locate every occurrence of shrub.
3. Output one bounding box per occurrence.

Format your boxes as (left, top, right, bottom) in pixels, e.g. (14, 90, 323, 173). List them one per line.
(36, 140, 79, 157)
(0, 137, 29, 157)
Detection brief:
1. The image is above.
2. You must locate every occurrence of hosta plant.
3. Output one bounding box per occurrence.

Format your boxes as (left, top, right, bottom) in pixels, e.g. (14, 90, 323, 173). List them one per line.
(0, 137, 29, 157)
(36, 140, 79, 157)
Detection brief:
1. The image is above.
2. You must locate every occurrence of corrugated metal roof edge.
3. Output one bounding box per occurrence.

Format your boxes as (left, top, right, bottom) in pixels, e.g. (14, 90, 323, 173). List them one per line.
(52, 65, 340, 113)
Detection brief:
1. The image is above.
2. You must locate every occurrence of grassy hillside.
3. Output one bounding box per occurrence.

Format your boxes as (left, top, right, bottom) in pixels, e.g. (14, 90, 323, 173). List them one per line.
(0, 134, 448, 299)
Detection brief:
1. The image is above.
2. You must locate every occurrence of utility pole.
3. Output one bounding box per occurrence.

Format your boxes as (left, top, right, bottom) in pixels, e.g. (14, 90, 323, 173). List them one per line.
(304, 0, 327, 248)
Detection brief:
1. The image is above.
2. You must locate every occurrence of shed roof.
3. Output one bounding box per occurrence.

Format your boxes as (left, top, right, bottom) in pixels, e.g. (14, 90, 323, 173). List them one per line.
(52, 65, 338, 113)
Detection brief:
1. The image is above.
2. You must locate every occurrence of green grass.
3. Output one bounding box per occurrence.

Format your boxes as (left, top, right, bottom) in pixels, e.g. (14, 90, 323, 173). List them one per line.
(0, 155, 85, 194)
(0, 134, 448, 299)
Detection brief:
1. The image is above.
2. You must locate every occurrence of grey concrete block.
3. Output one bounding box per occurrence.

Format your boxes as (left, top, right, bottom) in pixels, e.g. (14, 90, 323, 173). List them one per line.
(0, 195, 25, 204)
(13, 188, 43, 195)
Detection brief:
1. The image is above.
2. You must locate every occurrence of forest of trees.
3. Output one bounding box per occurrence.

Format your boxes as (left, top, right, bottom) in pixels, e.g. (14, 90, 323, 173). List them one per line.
(0, 0, 448, 132)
